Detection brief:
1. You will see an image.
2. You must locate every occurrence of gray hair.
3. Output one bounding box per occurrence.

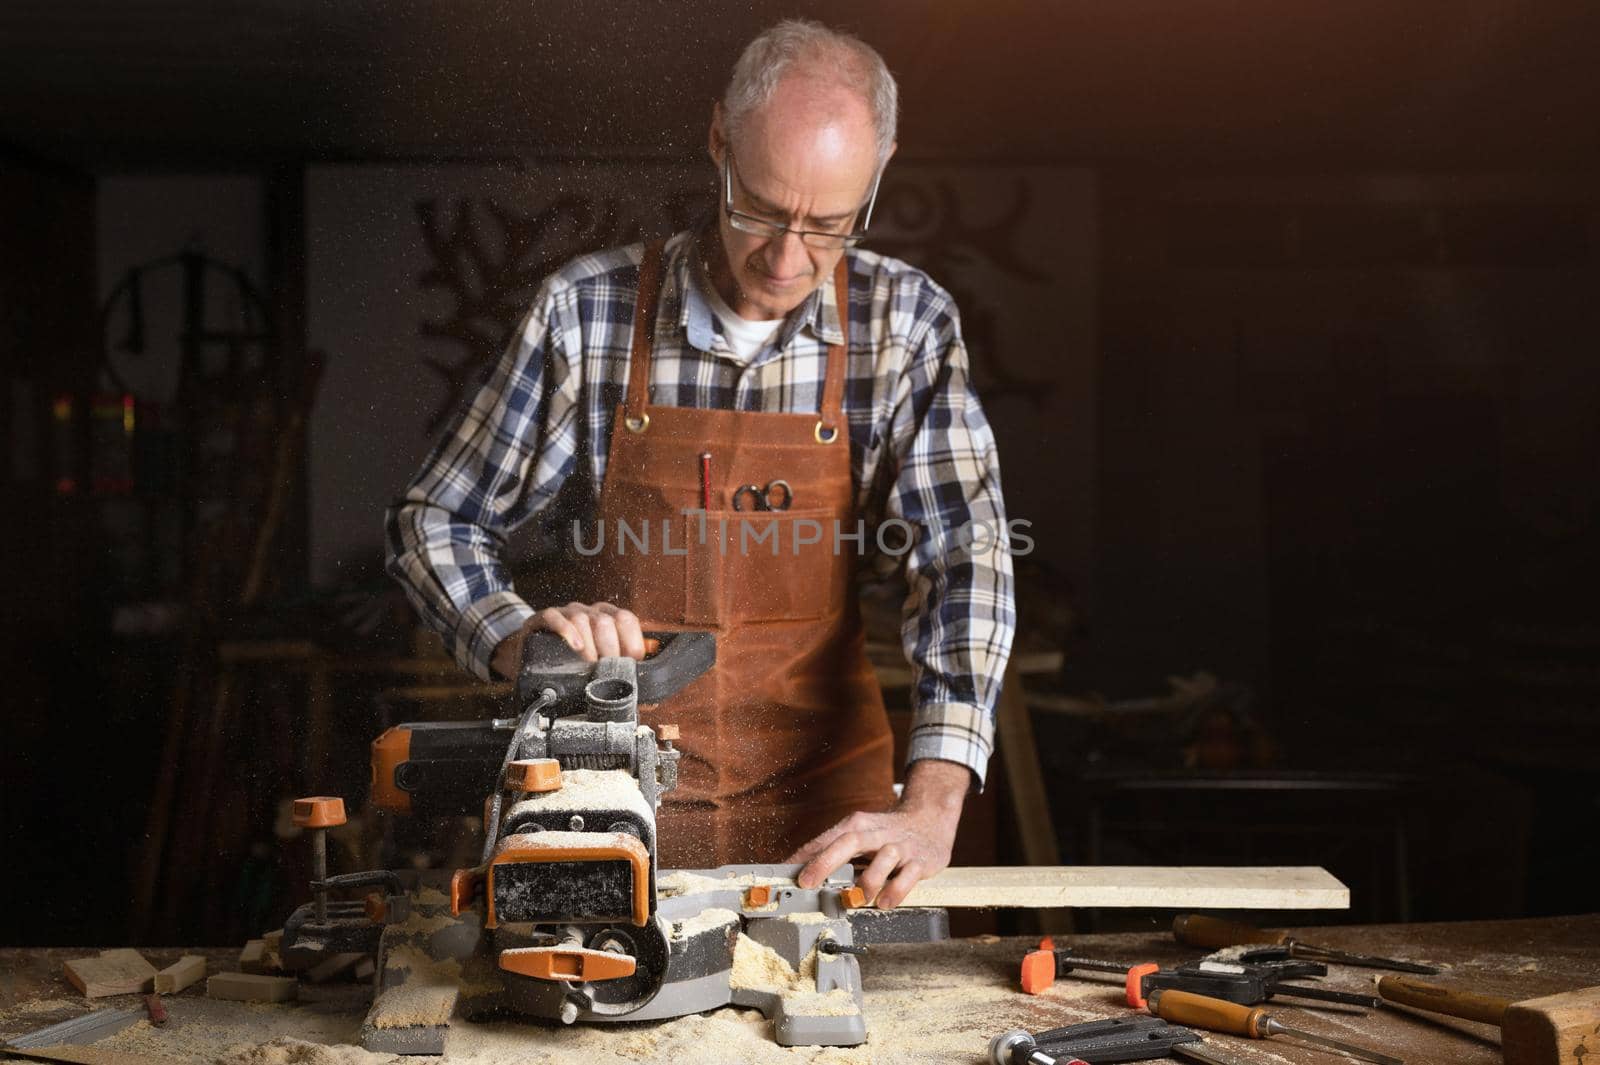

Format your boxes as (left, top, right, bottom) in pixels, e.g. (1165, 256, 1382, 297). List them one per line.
(722, 19, 899, 169)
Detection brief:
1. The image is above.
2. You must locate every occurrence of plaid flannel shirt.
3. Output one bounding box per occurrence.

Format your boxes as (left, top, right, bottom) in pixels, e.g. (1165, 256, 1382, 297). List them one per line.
(386, 228, 1016, 785)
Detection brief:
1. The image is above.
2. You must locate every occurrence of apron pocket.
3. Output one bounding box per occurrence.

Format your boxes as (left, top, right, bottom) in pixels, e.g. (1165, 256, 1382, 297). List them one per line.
(698, 507, 841, 624)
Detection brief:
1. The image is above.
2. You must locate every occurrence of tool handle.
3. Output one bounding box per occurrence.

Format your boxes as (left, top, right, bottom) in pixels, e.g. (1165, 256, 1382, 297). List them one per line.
(1173, 914, 1287, 949)
(1149, 988, 1270, 1038)
(1376, 975, 1511, 1027)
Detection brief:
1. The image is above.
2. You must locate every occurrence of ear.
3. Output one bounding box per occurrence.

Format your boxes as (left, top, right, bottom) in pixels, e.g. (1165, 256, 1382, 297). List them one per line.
(708, 102, 727, 168)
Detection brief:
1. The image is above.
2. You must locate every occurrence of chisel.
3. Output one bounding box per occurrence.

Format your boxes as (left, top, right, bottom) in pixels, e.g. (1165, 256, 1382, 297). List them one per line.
(1147, 987, 1403, 1065)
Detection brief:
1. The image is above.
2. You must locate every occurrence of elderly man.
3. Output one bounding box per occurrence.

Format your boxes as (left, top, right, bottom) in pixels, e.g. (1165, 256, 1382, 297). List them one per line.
(387, 19, 1014, 908)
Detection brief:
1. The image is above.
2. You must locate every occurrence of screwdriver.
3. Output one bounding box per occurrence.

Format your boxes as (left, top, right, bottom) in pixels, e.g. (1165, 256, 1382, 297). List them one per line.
(1173, 915, 1440, 975)
(1147, 988, 1403, 1065)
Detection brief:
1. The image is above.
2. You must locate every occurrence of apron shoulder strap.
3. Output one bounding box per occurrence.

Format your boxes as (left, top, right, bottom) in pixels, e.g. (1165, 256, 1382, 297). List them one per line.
(627, 240, 849, 427)
(819, 254, 850, 427)
(624, 239, 669, 421)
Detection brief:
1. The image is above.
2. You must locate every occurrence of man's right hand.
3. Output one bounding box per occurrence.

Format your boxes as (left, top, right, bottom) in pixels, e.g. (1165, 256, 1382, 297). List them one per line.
(490, 602, 647, 679)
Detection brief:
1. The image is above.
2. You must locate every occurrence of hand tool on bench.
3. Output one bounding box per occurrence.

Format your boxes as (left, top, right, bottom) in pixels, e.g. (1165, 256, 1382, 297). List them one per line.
(1173, 914, 1440, 974)
(1377, 976, 1600, 1065)
(1020, 939, 1381, 1009)
(1147, 987, 1403, 1065)
(988, 1017, 1241, 1065)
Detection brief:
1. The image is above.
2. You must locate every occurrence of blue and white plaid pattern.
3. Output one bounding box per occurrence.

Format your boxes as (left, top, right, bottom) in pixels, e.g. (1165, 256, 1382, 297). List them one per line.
(386, 228, 1016, 785)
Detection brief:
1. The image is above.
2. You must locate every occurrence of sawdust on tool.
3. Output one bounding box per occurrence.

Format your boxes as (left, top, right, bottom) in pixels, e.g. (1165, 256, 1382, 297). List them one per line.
(511, 769, 647, 814)
(367, 945, 460, 1030)
(495, 830, 633, 852)
(731, 934, 802, 991)
(671, 906, 739, 939)
(657, 870, 797, 898)
(781, 990, 858, 1017)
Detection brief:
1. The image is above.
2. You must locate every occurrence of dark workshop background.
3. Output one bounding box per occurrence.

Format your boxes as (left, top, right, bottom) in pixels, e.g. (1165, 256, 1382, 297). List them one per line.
(3, 1, 1597, 949)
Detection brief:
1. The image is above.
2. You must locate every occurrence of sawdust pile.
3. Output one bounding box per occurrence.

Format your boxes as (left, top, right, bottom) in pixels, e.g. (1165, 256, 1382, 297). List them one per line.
(215, 1036, 395, 1065)
(78, 937, 1089, 1064)
(729, 933, 856, 1017)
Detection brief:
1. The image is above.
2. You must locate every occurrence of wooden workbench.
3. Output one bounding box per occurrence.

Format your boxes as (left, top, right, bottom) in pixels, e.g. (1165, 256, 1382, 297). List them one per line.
(3, 916, 1596, 1064)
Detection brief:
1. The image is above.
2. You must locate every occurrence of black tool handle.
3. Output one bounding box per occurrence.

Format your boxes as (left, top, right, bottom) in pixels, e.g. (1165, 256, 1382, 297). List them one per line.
(515, 629, 716, 707)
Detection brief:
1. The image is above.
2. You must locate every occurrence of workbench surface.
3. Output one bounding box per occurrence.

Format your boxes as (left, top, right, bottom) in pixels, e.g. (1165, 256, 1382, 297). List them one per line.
(4, 915, 1596, 1064)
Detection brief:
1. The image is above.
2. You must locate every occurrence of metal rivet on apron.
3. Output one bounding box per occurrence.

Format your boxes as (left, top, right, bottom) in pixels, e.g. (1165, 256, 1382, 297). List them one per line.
(624, 413, 650, 433)
(814, 421, 838, 444)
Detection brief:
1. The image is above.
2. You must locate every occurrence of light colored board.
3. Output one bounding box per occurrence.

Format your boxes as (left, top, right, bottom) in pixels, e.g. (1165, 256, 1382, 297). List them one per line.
(898, 865, 1349, 910)
(206, 972, 298, 1003)
(152, 954, 206, 994)
(61, 950, 156, 998)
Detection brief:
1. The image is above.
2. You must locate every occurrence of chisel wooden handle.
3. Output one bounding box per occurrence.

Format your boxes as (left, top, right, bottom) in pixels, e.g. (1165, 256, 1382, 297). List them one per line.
(1147, 988, 1272, 1038)
(1376, 975, 1512, 1027)
(1172, 914, 1288, 949)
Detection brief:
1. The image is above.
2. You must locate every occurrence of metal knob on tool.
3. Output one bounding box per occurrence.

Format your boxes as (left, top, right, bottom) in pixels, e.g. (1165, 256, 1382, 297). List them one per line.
(293, 796, 347, 924)
(989, 1029, 1078, 1065)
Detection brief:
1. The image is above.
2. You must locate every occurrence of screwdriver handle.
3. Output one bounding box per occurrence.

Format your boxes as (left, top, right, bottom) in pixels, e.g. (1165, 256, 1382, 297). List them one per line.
(1173, 914, 1288, 949)
(1148, 988, 1272, 1038)
(1376, 975, 1511, 1027)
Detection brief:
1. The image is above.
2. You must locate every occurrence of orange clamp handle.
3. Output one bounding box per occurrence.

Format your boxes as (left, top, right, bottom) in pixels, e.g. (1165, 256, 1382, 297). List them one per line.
(1124, 962, 1160, 1008)
(1020, 948, 1058, 995)
(292, 796, 347, 829)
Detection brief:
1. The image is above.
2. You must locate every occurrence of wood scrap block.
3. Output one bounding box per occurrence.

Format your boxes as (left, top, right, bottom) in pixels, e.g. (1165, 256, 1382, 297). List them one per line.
(897, 865, 1350, 910)
(62, 949, 157, 998)
(305, 952, 366, 983)
(237, 939, 266, 973)
(207, 971, 298, 1002)
(152, 954, 206, 994)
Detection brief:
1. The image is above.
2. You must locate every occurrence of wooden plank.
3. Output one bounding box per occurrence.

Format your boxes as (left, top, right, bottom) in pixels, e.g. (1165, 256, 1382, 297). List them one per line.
(898, 865, 1349, 910)
(61, 950, 156, 998)
(152, 955, 206, 995)
(206, 972, 297, 1003)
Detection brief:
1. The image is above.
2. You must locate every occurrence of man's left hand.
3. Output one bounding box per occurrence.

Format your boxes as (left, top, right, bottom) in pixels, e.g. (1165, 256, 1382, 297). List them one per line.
(786, 759, 971, 909)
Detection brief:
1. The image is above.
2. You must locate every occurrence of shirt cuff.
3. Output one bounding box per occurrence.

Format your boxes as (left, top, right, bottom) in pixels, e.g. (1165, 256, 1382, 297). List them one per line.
(452, 589, 536, 681)
(905, 701, 996, 791)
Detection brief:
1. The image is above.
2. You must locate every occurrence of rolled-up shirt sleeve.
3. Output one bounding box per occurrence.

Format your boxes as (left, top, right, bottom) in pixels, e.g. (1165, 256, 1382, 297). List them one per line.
(876, 287, 1016, 789)
(385, 282, 581, 680)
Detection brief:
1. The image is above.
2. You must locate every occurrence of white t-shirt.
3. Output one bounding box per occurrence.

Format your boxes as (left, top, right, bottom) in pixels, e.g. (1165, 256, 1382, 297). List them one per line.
(701, 276, 783, 364)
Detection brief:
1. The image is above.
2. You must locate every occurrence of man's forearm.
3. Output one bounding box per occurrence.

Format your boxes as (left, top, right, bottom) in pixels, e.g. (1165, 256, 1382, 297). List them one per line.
(898, 758, 970, 826)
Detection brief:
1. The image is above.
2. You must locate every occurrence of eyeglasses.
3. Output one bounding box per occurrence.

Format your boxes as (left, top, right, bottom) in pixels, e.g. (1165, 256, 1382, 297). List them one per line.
(722, 149, 881, 250)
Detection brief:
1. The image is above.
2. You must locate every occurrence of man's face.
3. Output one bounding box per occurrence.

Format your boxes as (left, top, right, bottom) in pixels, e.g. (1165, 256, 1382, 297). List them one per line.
(708, 81, 883, 321)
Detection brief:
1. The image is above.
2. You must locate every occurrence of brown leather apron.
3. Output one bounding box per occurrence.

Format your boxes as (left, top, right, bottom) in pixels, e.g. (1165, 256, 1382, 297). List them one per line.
(592, 239, 896, 868)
